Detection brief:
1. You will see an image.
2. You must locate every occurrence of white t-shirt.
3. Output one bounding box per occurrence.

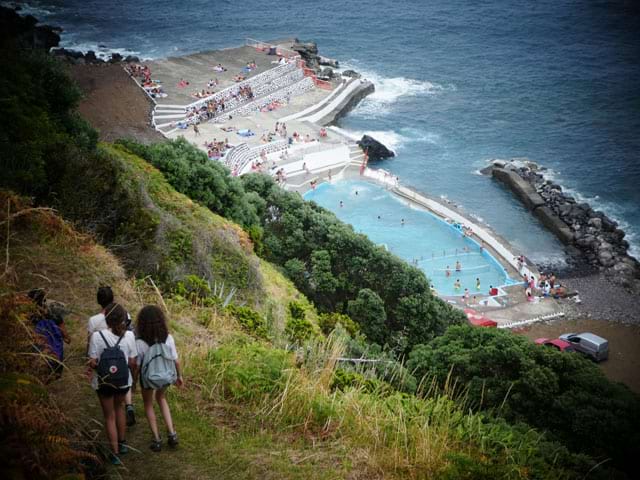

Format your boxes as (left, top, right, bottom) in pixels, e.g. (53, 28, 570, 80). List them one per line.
(87, 312, 107, 334)
(88, 329, 137, 390)
(136, 335, 178, 367)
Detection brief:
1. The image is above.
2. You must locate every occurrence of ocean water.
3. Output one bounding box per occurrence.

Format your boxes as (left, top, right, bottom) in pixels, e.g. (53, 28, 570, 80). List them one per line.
(11, 0, 640, 265)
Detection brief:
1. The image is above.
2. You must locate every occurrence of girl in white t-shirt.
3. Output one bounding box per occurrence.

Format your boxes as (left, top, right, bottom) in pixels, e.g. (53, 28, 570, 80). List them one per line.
(134, 305, 183, 452)
(88, 303, 137, 464)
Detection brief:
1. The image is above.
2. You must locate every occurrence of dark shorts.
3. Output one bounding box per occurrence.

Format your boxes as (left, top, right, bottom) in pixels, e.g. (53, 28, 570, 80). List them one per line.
(97, 385, 130, 398)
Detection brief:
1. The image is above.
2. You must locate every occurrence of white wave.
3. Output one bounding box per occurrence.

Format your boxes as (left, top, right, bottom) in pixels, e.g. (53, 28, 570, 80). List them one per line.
(340, 127, 441, 153)
(56, 41, 143, 60)
(337, 61, 451, 116)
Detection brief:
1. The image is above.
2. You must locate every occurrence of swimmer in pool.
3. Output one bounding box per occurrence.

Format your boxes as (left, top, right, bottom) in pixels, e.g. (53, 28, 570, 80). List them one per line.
(463, 288, 470, 303)
(476, 277, 481, 290)
(454, 279, 461, 290)
(401, 218, 405, 226)
(455, 260, 461, 272)
(377, 215, 381, 220)
(339, 200, 343, 208)
(355, 190, 358, 195)
(445, 266, 451, 277)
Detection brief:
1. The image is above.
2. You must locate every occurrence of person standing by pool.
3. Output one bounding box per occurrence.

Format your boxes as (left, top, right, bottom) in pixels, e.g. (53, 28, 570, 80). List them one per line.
(455, 260, 462, 272)
(463, 288, 470, 303)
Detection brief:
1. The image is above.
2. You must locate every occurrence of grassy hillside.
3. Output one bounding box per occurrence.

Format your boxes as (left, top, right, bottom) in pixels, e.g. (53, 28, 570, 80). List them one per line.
(0, 190, 609, 479)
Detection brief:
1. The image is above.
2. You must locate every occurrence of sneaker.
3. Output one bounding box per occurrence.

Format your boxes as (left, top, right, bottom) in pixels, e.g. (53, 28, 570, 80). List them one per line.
(167, 432, 179, 448)
(126, 405, 136, 426)
(109, 453, 122, 465)
(118, 441, 129, 455)
(150, 438, 162, 452)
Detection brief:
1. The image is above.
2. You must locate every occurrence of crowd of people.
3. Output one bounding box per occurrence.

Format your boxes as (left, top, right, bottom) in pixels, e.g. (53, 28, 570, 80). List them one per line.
(126, 63, 167, 99)
(185, 84, 254, 125)
(28, 287, 183, 466)
(204, 137, 230, 159)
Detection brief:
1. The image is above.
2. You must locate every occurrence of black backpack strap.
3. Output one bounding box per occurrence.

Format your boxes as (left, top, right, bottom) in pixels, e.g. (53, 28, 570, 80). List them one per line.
(98, 330, 111, 348)
(115, 334, 124, 347)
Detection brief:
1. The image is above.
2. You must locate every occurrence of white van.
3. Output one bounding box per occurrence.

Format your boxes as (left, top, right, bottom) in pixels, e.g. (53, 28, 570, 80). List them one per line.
(559, 332, 608, 362)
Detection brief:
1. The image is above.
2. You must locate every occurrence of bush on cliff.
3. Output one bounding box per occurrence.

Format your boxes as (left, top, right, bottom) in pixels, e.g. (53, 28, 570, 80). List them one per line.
(117, 138, 262, 229)
(408, 325, 640, 475)
(0, 48, 97, 200)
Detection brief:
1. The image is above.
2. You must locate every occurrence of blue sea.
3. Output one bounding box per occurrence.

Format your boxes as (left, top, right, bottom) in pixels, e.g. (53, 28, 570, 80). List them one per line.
(11, 0, 640, 266)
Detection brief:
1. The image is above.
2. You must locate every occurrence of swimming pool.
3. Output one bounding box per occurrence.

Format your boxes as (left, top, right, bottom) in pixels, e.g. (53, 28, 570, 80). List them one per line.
(304, 180, 516, 296)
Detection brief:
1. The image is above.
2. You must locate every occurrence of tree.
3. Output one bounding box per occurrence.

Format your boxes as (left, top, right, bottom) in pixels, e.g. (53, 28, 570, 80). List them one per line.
(347, 289, 387, 345)
(407, 325, 640, 474)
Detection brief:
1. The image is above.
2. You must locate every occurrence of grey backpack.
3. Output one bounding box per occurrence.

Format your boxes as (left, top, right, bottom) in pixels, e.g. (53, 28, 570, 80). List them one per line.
(141, 341, 177, 389)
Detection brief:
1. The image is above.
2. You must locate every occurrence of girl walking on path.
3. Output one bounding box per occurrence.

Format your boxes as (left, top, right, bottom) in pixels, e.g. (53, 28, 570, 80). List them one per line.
(135, 305, 183, 452)
(88, 303, 138, 464)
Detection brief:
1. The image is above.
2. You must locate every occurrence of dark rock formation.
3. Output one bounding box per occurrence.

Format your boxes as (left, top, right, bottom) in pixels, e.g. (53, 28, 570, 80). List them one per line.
(0, 5, 60, 50)
(292, 39, 339, 74)
(357, 134, 395, 161)
(52, 47, 107, 64)
(318, 67, 334, 79)
(483, 159, 640, 291)
(342, 70, 362, 79)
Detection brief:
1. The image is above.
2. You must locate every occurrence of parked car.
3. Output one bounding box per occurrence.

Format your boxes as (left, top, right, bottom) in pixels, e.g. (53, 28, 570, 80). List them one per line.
(558, 332, 609, 362)
(534, 338, 575, 352)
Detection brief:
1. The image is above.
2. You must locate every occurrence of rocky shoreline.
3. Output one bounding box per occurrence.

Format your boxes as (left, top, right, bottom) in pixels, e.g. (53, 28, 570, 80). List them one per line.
(482, 159, 640, 292)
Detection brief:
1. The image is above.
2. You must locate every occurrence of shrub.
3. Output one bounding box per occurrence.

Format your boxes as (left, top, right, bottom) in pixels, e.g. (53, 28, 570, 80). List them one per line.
(225, 304, 268, 338)
(285, 301, 317, 344)
(173, 274, 212, 303)
(331, 368, 392, 395)
(204, 342, 292, 401)
(318, 312, 359, 337)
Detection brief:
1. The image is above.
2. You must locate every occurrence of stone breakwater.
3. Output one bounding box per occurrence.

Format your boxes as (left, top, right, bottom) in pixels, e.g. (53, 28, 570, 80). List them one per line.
(482, 160, 640, 291)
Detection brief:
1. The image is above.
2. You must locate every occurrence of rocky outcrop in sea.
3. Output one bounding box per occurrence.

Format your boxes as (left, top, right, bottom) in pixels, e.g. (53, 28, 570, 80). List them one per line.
(358, 135, 395, 161)
(483, 159, 640, 291)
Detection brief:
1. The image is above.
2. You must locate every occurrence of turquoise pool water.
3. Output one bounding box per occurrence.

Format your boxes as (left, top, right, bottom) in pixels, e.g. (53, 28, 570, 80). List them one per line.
(304, 180, 516, 296)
